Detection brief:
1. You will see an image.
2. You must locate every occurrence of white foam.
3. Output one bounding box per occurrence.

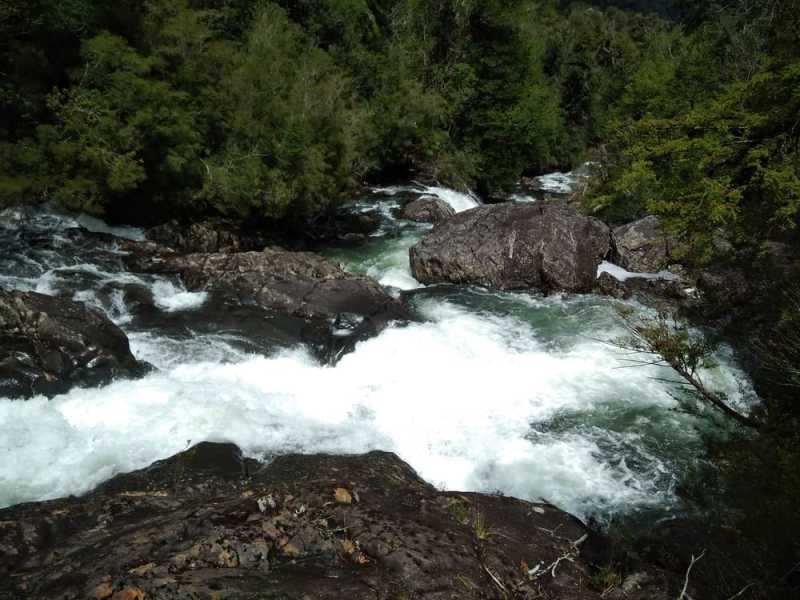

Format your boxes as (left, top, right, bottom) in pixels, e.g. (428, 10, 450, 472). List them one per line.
(73, 288, 133, 325)
(418, 185, 480, 213)
(128, 331, 253, 370)
(373, 184, 480, 213)
(0, 298, 753, 518)
(0, 203, 760, 526)
(535, 171, 577, 194)
(151, 280, 208, 312)
(597, 261, 680, 282)
(75, 215, 146, 241)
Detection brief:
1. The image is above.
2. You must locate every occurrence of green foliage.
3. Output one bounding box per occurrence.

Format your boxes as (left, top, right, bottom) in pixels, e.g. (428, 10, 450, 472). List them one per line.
(199, 4, 369, 219)
(591, 0, 800, 261)
(612, 306, 763, 428)
(43, 32, 204, 215)
(1, 0, 796, 239)
(448, 499, 491, 541)
(589, 565, 623, 593)
(614, 307, 719, 377)
(671, 297, 800, 599)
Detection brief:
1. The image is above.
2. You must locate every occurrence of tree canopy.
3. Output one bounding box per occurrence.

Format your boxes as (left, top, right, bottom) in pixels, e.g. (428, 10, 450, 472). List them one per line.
(0, 0, 694, 223)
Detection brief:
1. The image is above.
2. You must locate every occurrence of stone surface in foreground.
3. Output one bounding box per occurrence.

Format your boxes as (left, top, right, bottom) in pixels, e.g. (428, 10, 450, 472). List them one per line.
(0, 443, 677, 599)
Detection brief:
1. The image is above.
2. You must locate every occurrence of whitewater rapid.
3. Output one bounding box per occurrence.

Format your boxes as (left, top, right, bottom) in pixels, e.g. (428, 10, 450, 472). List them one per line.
(0, 188, 757, 523)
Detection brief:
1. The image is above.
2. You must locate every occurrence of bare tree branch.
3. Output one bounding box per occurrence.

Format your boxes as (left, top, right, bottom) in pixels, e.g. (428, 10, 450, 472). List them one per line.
(608, 308, 761, 429)
(678, 550, 706, 600)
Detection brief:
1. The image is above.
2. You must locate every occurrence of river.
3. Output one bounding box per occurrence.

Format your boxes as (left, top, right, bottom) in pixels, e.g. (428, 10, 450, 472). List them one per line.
(0, 178, 757, 524)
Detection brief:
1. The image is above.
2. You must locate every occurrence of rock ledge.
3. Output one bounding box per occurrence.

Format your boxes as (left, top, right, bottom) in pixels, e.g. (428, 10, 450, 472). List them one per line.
(0, 443, 678, 599)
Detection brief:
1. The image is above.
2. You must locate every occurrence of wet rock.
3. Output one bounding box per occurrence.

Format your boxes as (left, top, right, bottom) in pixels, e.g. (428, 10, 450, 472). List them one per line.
(0, 443, 679, 600)
(308, 209, 383, 245)
(133, 247, 408, 322)
(147, 220, 238, 253)
(399, 196, 455, 224)
(125, 246, 411, 362)
(596, 272, 688, 307)
(147, 219, 269, 254)
(613, 216, 677, 273)
(0, 290, 146, 399)
(410, 202, 612, 293)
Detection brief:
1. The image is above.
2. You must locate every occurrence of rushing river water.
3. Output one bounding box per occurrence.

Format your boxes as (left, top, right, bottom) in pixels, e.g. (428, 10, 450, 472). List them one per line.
(0, 182, 757, 524)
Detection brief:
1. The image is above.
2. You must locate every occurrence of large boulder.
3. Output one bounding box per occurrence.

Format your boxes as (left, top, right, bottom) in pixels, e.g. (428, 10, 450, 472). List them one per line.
(399, 196, 455, 224)
(124, 246, 411, 361)
(131, 247, 408, 322)
(0, 443, 679, 600)
(613, 216, 677, 273)
(410, 202, 612, 293)
(0, 290, 144, 399)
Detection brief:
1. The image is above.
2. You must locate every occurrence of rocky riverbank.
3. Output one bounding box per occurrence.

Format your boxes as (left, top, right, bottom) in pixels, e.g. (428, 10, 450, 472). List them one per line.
(0, 182, 762, 600)
(0, 443, 682, 600)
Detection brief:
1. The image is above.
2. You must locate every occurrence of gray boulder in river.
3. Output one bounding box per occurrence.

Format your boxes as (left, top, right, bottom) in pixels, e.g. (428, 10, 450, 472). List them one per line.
(0, 442, 679, 600)
(410, 202, 612, 293)
(399, 195, 455, 224)
(613, 216, 677, 273)
(0, 289, 145, 399)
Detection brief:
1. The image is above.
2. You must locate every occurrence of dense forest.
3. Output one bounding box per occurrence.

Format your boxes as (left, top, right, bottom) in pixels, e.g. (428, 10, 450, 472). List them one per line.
(1, 0, 799, 597)
(2, 1, 797, 249)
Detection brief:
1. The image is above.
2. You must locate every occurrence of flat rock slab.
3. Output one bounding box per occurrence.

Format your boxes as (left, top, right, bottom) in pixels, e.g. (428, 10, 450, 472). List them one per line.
(128, 247, 408, 322)
(0, 443, 676, 599)
(410, 202, 612, 293)
(120, 244, 412, 361)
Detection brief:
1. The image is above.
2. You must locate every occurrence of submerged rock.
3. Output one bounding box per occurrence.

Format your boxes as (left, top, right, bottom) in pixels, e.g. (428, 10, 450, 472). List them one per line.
(0, 290, 145, 399)
(399, 196, 455, 224)
(0, 442, 677, 600)
(613, 216, 677, 273)
(410, 202, 612, 293)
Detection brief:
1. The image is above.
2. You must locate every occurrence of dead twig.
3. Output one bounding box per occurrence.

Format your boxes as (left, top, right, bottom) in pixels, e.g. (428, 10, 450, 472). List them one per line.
(726, 582, 756, 599)
(482, 563, 509, 595)
(678, 550, 706, 600)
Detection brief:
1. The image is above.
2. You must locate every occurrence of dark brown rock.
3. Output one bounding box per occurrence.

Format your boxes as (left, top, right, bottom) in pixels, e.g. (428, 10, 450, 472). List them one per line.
(399, 196, 455, 224)
(613, 216, 677, 273)
(120, 245, 411, 362)
(131, 247, 408, 323)
(0, 443, 678, 600)
(146, 220, 269, 254)
(596, 272, 688, 307)
(0, 290, 145, 399)
(308, 209, 383, 244)
(410, 202, 612, 293)
(148, 220, 238, 253)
